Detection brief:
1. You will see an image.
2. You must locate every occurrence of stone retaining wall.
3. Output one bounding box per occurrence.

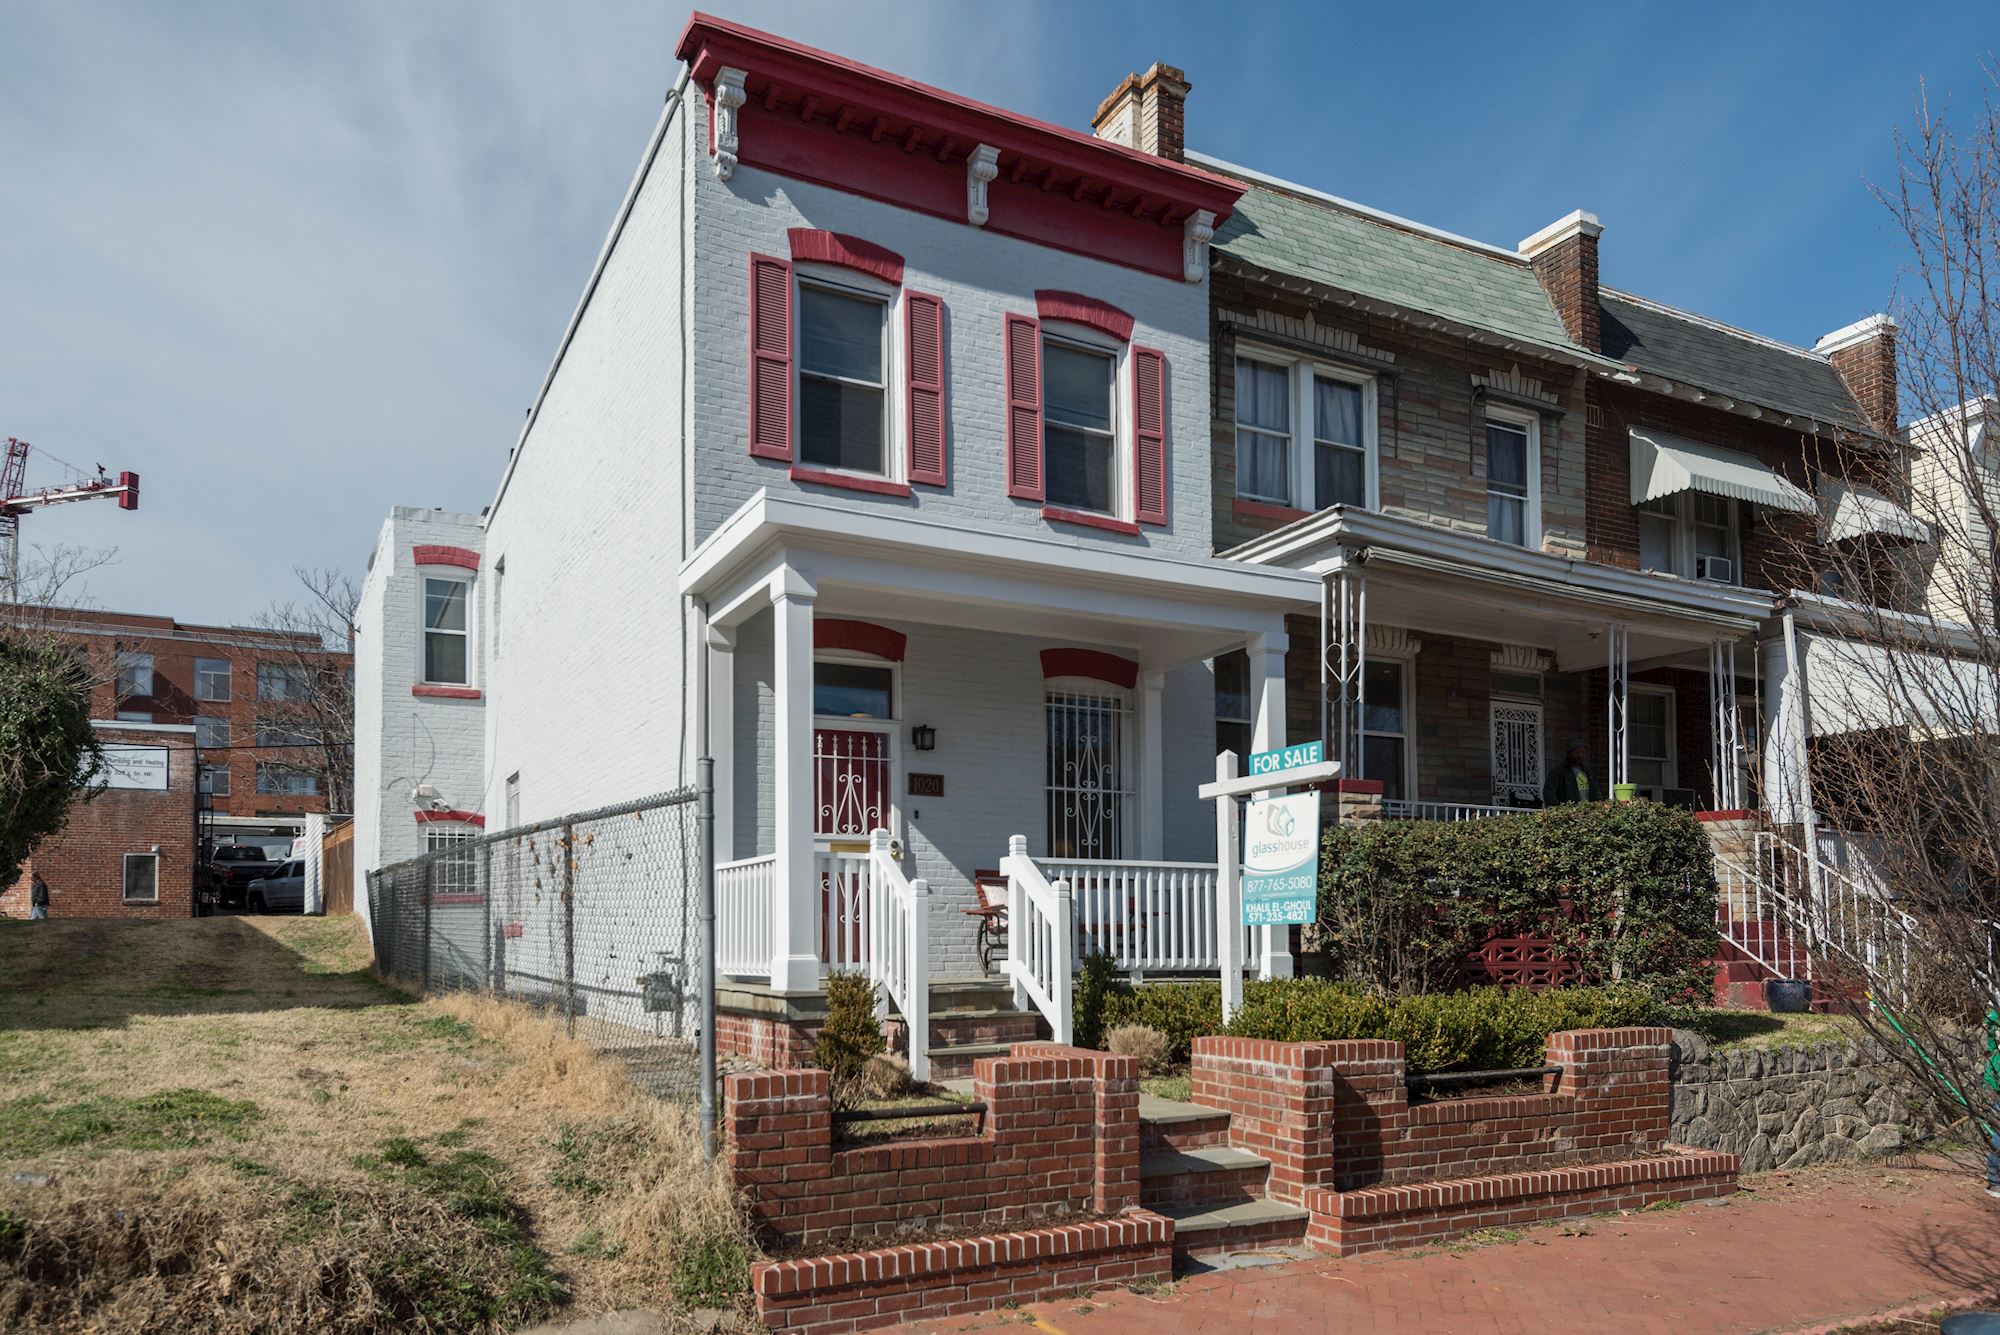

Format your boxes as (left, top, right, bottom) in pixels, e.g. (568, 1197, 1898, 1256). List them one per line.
(1669, 1029, 1944, 1171)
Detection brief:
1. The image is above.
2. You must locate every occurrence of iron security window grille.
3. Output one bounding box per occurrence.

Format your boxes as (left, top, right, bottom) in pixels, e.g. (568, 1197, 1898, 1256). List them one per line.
(1046, 690, 1131, 860)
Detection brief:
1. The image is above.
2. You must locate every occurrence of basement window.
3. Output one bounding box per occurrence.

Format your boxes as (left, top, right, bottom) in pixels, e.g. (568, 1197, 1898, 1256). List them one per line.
(122, 853, 159, 904)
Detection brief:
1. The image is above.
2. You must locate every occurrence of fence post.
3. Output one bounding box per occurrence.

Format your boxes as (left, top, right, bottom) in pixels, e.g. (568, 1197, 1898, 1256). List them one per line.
(562, 822, 577, 1039)
(697, 757, 718, 1165)
(421, 859, 435, 994)
(480, 841, 494, 993)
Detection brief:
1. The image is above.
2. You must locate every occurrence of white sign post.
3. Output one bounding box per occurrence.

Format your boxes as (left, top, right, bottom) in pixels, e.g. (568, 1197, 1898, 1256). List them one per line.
(1200, 740, 1340, 1023)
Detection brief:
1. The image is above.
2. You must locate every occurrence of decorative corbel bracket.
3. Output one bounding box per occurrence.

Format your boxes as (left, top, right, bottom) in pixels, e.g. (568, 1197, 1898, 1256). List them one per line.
(711, 66, 747, 181)
(966, 144, 1000, 226)
(1183, 208, 1216, 283)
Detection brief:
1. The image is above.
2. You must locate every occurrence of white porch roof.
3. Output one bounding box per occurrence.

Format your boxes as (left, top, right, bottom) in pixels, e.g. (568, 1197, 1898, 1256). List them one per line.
(681, 491, 1317, 664)
(1628, 428, 1818, 515)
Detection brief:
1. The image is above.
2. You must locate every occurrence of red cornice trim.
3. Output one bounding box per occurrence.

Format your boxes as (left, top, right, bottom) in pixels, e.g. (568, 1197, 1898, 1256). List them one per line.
(1043, 506, 1140, 536)
(787, 228, 905, 285)
(412, 545, 479, 571)
(815, 618, 907, 661)
(415, 809, 485, 827)
(1695, 809, 1759, 823)
(1035, 291, 1135, 343)
(1040, 647, 1138, 689)
(675, 14, 1242, 219)
(1333, 779, 1386, 795)
(412, 684, 482, 700)
(788, 466, 913, 498)
(1232, 498, 1313, 524)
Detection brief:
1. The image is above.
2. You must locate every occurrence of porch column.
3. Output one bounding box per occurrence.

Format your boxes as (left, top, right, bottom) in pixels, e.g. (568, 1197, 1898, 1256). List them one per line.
(1604, 622, 1630, 795)
(1247, 629, 1294, 979)
(1136, 668, 1165, 861)
(770, 570, 821, 993)
(707, 624, 737, 861)
(1707, 636, 1745, 812)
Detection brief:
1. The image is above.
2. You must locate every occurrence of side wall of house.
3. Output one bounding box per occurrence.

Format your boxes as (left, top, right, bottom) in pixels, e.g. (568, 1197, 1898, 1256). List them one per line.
(686, 93, 1214, 558)
(482, 100, 693, 824)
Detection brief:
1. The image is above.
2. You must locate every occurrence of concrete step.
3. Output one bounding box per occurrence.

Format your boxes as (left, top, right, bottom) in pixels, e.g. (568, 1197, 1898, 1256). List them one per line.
(1160, 1198, 1311, 1261)
(1138, 1095, 1233, 1154)
(1140, 1145, 1271, 1209)
(923, 1041, 1016, 1081)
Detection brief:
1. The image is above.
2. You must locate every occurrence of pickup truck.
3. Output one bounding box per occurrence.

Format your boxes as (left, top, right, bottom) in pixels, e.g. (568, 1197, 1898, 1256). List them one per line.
(204, 844, 285, 909)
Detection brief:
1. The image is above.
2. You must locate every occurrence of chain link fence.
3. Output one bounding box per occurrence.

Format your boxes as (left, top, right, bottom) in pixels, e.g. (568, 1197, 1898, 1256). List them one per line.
(367, 787, 710, 1109)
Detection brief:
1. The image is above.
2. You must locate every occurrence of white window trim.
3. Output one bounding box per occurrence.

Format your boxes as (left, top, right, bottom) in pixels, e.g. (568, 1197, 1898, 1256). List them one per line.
(1361, 653, 1416, 801)
(1040, 322, 1130, 520)
(122, 852, 159, 904)
(1483, 405, 1542, 549)
(1234, 344, 1380, 512)
(1628, 684, 1678, 793)
(420, 574, 475, 687)
(1637, 493, 1743, 584)
(793, 266, 902, 484)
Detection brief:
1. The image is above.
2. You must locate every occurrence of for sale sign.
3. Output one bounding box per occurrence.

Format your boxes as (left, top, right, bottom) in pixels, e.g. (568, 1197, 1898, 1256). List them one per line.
(1241, 790, 1320, 925)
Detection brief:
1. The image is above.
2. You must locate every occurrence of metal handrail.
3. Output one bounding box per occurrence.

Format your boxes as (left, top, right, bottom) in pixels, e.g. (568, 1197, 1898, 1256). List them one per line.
(832, 1101, 987, 1125)
(1406, 1064, 1561, 1091)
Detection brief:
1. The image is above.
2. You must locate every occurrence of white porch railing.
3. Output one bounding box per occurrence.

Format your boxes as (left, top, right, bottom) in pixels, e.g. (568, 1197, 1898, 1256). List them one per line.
(865, 830, 930, 1082)
(1044, 857, 1251, 974)
(1000, 835, 1073, 1045)
(716, 854, 776, 977)
(1381, 798, 1521, 822)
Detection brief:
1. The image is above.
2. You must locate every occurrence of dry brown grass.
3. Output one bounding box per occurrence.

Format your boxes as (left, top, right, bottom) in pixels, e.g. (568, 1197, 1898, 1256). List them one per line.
(0, 916, 749, 1333)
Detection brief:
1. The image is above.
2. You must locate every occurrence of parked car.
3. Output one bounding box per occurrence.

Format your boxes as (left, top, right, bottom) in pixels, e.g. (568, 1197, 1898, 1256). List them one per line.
(204, 844, 284, 909)
(245, 860, 307, 914)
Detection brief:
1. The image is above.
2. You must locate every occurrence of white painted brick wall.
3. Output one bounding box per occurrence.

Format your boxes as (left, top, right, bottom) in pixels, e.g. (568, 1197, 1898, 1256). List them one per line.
(686, 93, 1214, 560)
(351, 507, 488, 925)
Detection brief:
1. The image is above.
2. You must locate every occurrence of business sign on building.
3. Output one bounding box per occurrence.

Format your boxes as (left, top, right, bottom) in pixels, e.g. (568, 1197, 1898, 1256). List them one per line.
(1242, 789, 1320, 925)
(101, 745, 171, 792)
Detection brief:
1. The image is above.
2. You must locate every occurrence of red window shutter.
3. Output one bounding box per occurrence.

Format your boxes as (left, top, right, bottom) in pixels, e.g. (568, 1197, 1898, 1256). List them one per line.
(1132, 345, 1168, 525)
(748, 254, 793, 460)
(904, 291, 947, 487)
(1003, 313, 1043, 501)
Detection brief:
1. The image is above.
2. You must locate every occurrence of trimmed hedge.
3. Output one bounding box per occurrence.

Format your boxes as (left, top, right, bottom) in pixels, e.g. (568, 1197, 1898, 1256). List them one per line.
(1099, 979, 1660, 1076)
(1318, 801, 1720, 1003)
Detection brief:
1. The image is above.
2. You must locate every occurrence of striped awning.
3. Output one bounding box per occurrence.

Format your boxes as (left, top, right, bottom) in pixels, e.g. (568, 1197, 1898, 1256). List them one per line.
(1821, 481, 1931, 543)
(1629, 428, 1817, 515)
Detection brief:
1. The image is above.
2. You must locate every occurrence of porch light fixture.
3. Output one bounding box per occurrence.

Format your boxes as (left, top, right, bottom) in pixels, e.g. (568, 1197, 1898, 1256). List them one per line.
(911, 724, 936, 752)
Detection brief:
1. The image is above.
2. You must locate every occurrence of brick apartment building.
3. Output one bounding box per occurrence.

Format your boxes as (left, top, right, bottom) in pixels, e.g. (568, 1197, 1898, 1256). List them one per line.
(0, 720, 200, 919)
(24, 608, 352, 853)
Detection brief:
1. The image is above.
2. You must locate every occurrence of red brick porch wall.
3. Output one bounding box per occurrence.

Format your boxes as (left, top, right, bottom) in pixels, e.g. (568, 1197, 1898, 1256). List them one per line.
(724, 1045, 1140, 1249)
(1187, 1037, 1339, 1204)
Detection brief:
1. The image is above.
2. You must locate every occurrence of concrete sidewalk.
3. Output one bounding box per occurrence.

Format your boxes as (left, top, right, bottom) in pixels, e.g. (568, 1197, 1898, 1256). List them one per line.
(913, 1160, 1999, 1335)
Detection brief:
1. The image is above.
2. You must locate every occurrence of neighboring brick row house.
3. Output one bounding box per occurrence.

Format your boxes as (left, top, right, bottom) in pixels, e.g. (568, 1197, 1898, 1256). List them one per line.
(351, 15, 1945, 1027)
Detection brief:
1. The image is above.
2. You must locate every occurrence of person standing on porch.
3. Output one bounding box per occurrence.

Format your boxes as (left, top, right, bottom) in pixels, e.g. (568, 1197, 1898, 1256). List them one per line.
(1542, 741, 1596, 805)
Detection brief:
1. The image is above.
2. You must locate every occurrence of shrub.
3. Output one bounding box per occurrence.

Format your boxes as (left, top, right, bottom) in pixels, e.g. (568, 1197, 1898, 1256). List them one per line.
(1318, 802, 1720, 1004)
(1073, 949, 1119, 1051)
(857, 1053, 912, 1101)
(812, 972, 884, 1093)
(1101, 981, 1220, 1063)
(1220, 979, 1660, 1075)
(1103, 1024, 1172, 1076)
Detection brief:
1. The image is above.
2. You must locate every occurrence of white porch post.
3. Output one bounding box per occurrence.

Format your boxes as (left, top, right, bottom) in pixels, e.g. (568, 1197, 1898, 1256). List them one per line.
(707, 624, 737, 861)
(1248, 629, 1294, 979)
(1708, 637, 1745, 812)
(1137, 668, 1165, 861)
(770, 570, 821, 993)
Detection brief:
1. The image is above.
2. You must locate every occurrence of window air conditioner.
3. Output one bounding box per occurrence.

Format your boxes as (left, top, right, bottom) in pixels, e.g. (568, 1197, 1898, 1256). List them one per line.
(1694, 555, 1734, 583)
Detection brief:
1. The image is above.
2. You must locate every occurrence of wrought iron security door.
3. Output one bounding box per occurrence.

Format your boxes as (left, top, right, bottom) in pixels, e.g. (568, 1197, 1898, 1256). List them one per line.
(1046, 691, 1130, 860)
(1490, 702, 1544, 806)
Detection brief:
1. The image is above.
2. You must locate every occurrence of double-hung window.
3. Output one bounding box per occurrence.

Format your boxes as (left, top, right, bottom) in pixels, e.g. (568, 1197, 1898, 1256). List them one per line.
(1233, 352, 1376, 511)
(1484, 411, 1538, 547)
(115, 651, 154, 700)
(194, 715, 230, 750)
(1628, 688, 1676, 792)
(423, 578, 469, 684)
(258, 663, 306, 702)
(194, 657, 232, 702)
(1213, 651, 1253, 760)
(1359, 658, 1410, 802)
(1042, 338, 1117, 513)
(796, 280, 888, 476)
(256, 763, 319, 796)
(1637, 494, 1741, 583)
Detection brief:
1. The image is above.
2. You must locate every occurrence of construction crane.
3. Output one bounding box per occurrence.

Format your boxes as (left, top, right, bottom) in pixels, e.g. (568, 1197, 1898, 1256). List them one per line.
(2, 437, 140, 600)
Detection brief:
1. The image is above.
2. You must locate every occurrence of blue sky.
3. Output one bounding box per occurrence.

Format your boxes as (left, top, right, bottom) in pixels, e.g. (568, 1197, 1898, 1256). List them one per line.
(1, 1, 1990, 621)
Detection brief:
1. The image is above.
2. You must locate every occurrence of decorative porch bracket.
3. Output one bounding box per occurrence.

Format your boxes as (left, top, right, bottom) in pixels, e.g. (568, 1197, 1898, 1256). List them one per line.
(1708, 638, 1745, 811)
(1605, 623, 1631, 790)
(1321, 560, 1367, 781)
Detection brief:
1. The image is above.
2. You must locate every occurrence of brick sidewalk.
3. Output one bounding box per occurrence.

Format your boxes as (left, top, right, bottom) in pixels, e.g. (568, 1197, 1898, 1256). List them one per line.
(910, 1160, 1999, 1335)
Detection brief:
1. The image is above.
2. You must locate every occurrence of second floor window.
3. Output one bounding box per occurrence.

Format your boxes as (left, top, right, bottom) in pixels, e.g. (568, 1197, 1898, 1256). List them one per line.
(194, 715, 230, 749)
(423, 577, 469, 684)
(1484, 413, 1538, 547)
(199, 763, 231, 797)
(797, 280, 887, 476)
(258, 662, 307, 702)
(194, 656, 232, 701)
(1234, 353, 1376, 512)
(115, 651, 154, 699)
(1639, 493, 1741, 583)
(1043, 338, 1117, 513)
(256, 763, 319, 796)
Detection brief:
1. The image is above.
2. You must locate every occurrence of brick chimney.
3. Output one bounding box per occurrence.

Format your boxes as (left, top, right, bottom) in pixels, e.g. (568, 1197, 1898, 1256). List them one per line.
(1814, 315, 1899, 434)
(1519, 210, 1603, 353)
(1091, 63, 1190, 163)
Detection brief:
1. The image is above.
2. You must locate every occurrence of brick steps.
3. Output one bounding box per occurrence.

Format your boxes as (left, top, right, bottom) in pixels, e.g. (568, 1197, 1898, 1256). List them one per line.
(1158, 1198, 1311, 1257)
(1139, 1146, 1271, 1209)
(924, 1041, 1017, 1081)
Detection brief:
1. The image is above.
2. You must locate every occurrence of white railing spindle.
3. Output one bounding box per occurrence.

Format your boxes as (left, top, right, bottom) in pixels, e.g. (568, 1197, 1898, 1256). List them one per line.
(1001, 834, 1073, 1046)
(864, 830, 930, 1082)
(716, 854, 776, 978)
